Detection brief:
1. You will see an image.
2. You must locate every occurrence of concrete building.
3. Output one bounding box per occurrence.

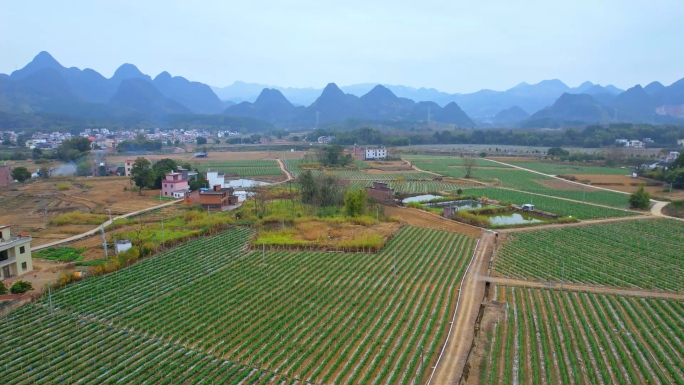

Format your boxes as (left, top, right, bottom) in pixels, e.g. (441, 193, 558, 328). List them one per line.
(199, 185, 239, 209)
(162, 172, 189, 198)
(317, 136, 334, 144)
(0, 164, 12, 187)
(0, 225, 33, 280)
(124, 159, 135, 177)
(365, 147, 387, 160)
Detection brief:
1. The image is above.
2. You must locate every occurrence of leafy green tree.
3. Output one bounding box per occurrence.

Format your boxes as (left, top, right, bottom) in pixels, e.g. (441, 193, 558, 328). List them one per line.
(318, 145, 352, 167)
(10, 280, 33, 294)
(250, 134, 261, 143)
(298, 170, 318, 205)
(151, 158, 178, 189)
(0, 281, 7, 295)
(344, 189, 367, 217)
(213, 138, 220, 145)
(196, 136, 207, 145)
(629, 184, 651, 209)
(31, 147, 43, 159)
(291, 135, 300, 142)
(11, 166, 31, 183)
(130, 157, 154, 195)
(76, 161, 93, 177)
(56, 137, 91, 161)
(671, 152, 684, 170)
(547, 147, 570, 158)
(189, 170, 208, 191)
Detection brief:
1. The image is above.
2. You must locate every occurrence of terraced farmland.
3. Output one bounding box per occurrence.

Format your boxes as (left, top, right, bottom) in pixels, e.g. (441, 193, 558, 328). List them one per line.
(2, 226, 476, 384)
(461, 187, 638, 219)
(477, 286, 684, 385)
(493, 219, 684, 291)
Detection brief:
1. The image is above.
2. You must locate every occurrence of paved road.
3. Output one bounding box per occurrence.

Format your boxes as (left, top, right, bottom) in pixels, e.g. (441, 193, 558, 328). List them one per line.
(429, 232, 495, 385)
(479, 275, 684, 300)
(33, 199, 183, 251)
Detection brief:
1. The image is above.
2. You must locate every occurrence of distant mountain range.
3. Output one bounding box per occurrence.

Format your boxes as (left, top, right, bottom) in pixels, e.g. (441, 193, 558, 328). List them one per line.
(1, 51, 683, 129)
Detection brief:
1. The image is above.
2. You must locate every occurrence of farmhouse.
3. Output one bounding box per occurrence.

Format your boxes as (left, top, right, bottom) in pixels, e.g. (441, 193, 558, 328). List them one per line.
(199, 185, 239, 209)
(161, 172, 189, 198)
(0, 225, 33, 280)
(0, 164, 12, 187)
(365, 181, 394, 202)
(352, 144, 389, 160)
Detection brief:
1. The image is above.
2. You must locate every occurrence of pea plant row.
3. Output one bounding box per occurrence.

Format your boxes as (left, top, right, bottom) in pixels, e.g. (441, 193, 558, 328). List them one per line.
(493, 219, 684, 292)
(2, 226, 476, 384)
(479, 286, 684, 385)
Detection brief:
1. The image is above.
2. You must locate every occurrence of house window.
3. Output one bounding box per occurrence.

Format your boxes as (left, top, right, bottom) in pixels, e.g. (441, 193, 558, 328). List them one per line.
(21, 262, 27, 270)
(165, 192, 168, 195)
(20, 246, 25, 254)
(164, 184, 167, 187)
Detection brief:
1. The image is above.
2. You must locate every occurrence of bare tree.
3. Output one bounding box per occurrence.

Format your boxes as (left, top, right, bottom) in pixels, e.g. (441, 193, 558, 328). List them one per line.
(463, 157, 476, 179)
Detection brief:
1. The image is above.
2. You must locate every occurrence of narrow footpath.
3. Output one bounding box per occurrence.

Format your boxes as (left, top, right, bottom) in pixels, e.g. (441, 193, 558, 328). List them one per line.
(33, 199, 182, 251)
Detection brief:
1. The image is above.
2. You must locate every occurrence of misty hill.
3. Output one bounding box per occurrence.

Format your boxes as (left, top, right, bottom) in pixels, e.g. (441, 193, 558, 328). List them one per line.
(523, 93, 611, 127)
(224, 88, 303, 124)
(223, 83, 475, 127)
(492, 106, 530, 126)
(153, 71, 224, 114)
(110, 79, 191, 116)
(0, 51, 228, 120)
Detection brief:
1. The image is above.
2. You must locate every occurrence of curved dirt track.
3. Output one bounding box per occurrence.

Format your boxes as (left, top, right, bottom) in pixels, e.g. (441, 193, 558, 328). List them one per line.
(499, 214, 653, 233)
(429, 232, 495, 385)
(275, 159, 294, 183)
(480, 276, 684, 300)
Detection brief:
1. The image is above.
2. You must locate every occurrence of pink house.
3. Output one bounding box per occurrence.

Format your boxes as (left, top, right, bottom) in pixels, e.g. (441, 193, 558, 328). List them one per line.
(162, 172, 189, 198)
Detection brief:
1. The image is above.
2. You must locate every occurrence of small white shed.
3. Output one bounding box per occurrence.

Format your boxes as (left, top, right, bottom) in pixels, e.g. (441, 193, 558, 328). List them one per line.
(115, 239, 132, 254)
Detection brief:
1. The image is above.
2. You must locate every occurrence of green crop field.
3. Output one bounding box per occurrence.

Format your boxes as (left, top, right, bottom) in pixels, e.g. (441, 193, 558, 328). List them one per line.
(479, 286, 684, 385)
(283, 159, 434, 181)
(461, 187, 638, 219)
(504, 161, 631, 175)
(195, 160, 283, 177)
(2, 226, 476, 384)
(406, 156, 509, 168)
(347, 180, 480, 194)
(493, 219, 684, 291)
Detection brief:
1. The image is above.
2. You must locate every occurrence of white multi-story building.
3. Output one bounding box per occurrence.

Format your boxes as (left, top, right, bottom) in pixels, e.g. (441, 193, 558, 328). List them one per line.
(0, 225, 33, 280)
(365, 147, 387, 160)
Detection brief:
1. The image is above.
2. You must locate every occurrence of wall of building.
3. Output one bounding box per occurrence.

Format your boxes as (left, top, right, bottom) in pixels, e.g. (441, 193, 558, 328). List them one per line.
(0, 165, 12, 187)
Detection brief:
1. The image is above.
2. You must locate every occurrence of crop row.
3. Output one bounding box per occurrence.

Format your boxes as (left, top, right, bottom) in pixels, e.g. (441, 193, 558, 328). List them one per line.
(405, 156, 509, 168)
(283, 159, 434, 181)
(493, 218, 684, 291)
(346, 180, 479, 194)
(412, 162, 632, 208)
(504, 161, 629, 175)
(3, 226, 476, 384)
(479, 286, 684, 385)
(461, 187, 637, 219)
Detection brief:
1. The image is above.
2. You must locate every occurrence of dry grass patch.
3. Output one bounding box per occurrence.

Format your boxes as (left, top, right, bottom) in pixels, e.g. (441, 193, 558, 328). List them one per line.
(256, 217, 401, 252)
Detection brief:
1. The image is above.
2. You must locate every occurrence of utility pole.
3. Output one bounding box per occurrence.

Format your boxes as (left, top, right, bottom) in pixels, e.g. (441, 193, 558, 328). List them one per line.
(100, 225, 108, 260)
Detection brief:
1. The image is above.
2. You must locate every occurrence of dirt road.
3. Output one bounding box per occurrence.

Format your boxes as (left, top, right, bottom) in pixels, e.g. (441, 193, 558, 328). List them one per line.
(480, 276, 684, 300)
(275, 159, 293, 183)
(429, 231, 495, 385)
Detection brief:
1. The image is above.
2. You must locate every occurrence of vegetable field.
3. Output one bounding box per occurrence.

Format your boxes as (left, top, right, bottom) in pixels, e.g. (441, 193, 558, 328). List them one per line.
(504, 161, 630, 175)
(195, 160, 283, 177)
(2, 226, 476, 384)
(493, 219, 684, 291)
(478, 286, 684, 385)
(461, 188, 638, 219)
(406, 156, 508, 169)
(347, 180, 479, 194)
(283, 159, 434, 180)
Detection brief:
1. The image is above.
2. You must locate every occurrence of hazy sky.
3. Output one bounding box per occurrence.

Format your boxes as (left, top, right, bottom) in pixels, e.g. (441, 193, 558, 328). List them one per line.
(1, 1, 683, 93)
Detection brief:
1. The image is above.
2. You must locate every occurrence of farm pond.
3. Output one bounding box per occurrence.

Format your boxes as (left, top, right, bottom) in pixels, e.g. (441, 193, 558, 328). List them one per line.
(486, 211, 547, 226)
